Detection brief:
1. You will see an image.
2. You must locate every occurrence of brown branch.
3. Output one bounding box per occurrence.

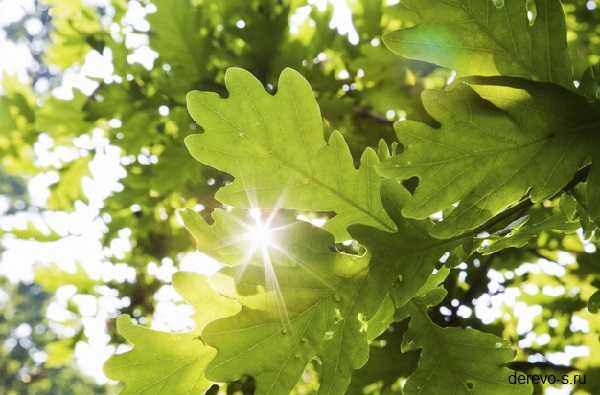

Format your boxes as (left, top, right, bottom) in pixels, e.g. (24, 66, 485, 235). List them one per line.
(507, 361, 576, 373)
(470, 164, 591, 238)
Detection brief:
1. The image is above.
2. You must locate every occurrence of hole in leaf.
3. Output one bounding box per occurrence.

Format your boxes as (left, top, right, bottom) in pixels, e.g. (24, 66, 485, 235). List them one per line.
(465, 380, 475, 391)
(333, 240, 367, 257)
(402, 176, 419, 194)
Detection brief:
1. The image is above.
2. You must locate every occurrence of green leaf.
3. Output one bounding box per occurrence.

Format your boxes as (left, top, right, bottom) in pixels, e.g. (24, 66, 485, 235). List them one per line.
(183, 208, 372, 395)
(383, 0, 572, 86)
(0, 75, 37, 174)
(204, 267, 339, 395)
(179, 182, 468, 395)
(48, 156, 91, 210)
(572, 182, 599, 239)
(185, 67, 395, 240)
(589, 290, 600, 314)
(347, 322, 418, 395)
(349, 181, 465, 309)
(83, 81, 162, 153)
(34, 264, 96, 293)
(104, 274, 238, 395)
(0, 96, 18, 133)
(105, 316, 215, 395)
(35, 90, 92, 141)
(380, 77, 600, 237)
(8, 223, 61, 242)
(46, 338, 76, 368)
(399, 288, 531, 395)
(148, 0, 211, 95)
(319, 181, 463, 394)
(44, 0, 101, 69)
(587, 156, 600, 225)
(579, 64, 600, 102)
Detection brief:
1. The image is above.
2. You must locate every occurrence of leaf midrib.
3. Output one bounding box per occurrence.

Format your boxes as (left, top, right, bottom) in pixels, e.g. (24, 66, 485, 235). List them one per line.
(395, 131, 553, 169)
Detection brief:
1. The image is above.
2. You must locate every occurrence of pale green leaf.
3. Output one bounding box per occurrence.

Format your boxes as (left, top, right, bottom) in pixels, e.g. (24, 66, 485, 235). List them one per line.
(8, 223, 61, 242)
(104, 274, 239, 395)
(45, 338, 76, 368)
(185, 67, 395, 240)
(34, 264, 96, 293)
(35, 90, 92, 140)
(105, 316, 215, 395)
(44, 0, 101, 68)
(48, 156, 91, 210)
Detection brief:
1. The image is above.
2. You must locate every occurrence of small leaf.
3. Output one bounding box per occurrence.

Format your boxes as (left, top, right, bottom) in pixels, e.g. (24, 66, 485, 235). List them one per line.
(47, 156, 91, 210)
(45, 338, 76, 368)
(34, 264, 96, 294)
(587, 155, 600, 225)
(589, 290, 600, 314)
(8, 223, 61, 242)
(35, 91, 92, 141)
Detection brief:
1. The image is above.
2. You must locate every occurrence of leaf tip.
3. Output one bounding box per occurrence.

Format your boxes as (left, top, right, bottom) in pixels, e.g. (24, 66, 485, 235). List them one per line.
(185, 90, 200, 107)
(115, 314, 134, 333)
(381, 30, 400, 52)
(359, 146, 380, 165)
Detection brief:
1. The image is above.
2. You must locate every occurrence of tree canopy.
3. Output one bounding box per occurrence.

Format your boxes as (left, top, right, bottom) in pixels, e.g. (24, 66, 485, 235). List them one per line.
(0, 0, 600, 394)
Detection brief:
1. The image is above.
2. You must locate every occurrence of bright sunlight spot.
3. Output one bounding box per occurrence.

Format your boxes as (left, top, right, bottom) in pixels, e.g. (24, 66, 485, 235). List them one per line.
(245, 209, 274, 250)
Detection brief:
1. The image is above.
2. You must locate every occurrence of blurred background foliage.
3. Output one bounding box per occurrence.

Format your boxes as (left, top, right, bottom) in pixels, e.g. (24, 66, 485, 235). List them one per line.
(0, 0, 599, 394)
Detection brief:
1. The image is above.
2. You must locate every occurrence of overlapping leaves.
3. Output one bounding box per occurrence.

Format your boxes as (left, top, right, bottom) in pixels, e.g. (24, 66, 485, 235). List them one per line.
(397, 278, 532, 395)
(104, 65, 540, 394)
(381, 77, 600, 237)
(106, 181, 517, 395)
(6, 0, 600, 393)
(107, 208, 373, 395)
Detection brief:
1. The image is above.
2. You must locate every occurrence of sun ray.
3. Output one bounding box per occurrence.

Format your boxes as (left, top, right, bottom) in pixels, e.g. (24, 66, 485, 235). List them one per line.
(227, 206, 292, 328)
(269, 243, 336, 291)
(261, 245, 291, 330)
(222, 188, 337, 330)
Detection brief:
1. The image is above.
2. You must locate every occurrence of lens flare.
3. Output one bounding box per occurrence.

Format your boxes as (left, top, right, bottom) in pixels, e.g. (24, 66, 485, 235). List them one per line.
(237, 208, 291, 328)
(244, 208, 274, 249)
(228, 191, 332, 331)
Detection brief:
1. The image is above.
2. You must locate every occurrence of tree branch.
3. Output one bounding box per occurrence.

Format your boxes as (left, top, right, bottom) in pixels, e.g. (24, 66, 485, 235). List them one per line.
(354, 108, 394, 125)
(471, 163, 591, 238)
(507, 361, 576, 373)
